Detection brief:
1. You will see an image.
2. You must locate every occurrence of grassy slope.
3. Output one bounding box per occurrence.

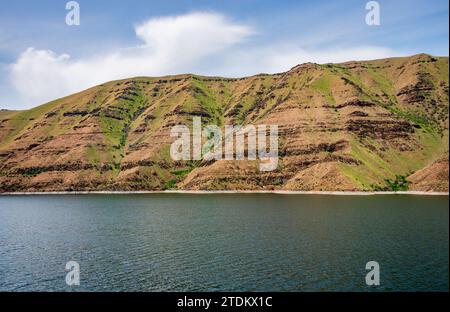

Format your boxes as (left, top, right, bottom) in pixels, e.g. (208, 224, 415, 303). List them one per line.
(0, 54, 448, 191)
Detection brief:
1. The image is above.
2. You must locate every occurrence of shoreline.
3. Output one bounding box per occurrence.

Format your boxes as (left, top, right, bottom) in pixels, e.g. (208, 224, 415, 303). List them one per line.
(0, 190, 448, 196)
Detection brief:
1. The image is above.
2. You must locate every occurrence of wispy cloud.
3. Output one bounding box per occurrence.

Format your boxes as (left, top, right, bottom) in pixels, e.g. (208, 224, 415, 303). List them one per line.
(8, 12, 253, 108)
(215, 44, 397, 76)
(7, 12, 397, 109)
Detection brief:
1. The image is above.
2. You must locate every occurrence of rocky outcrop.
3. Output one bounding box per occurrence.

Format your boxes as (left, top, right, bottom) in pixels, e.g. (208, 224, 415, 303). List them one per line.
(408, 155, 449, 192)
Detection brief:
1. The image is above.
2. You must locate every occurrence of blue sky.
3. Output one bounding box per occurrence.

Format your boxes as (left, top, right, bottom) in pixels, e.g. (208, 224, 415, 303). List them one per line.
(0, 0, 448, 109)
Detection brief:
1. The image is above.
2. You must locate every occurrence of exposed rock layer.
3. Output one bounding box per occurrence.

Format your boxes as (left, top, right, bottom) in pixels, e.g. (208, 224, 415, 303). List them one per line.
(0, 54, 448, 192)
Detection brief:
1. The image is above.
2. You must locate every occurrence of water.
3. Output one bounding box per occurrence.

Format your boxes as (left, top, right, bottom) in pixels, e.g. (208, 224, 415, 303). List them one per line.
(0, 194, 448, 292)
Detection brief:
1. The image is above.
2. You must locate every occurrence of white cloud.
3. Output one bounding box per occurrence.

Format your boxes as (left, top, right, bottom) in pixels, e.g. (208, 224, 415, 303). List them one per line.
(216, 44, 399, 76)
(6, 12, 399, 109)
(8, 12, 253, 108)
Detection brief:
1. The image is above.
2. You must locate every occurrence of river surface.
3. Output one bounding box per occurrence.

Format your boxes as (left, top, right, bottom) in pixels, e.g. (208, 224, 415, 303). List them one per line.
(0, 194, 448, 291)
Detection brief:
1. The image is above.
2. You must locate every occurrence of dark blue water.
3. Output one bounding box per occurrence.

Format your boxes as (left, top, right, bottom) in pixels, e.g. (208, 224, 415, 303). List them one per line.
(0, 194, 448, 291)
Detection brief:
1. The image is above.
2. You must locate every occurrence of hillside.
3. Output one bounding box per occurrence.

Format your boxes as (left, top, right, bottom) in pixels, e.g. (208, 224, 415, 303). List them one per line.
(0, 54, 448, 192)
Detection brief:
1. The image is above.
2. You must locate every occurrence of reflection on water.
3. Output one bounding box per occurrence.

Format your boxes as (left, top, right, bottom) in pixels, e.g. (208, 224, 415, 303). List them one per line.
(0, 194, 448, 291)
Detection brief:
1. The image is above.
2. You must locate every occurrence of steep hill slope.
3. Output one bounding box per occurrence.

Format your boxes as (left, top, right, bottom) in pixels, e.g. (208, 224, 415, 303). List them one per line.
(0, 54, 448, 192)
